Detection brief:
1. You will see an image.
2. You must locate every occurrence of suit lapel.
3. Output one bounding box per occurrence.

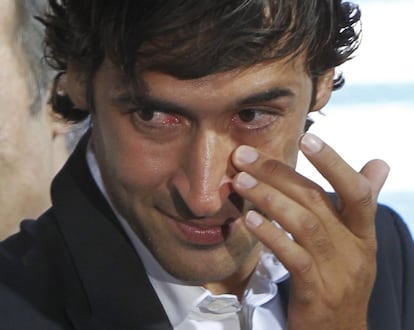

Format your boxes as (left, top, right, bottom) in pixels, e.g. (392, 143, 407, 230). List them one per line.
(51, 133, 172, 329)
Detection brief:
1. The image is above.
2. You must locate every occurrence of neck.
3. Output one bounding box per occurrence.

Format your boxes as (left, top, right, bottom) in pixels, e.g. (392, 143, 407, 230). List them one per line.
(203, 242, 262, 301)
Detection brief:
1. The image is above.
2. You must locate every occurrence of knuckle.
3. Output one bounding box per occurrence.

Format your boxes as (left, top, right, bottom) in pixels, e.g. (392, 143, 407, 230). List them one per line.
(313, 236, 335, 260)
(352, 178, 374, 207)
(269, 227, 290, 242)
(263, 193, 275, 209)
(292, 254, 314, 277)
(324, 153, 343, 171)
(305, 186, 327, 205)
(297, 212, 335, 260)
(324, 289, 347, 311)
(345, 258, 376, 296)
(262, 193, 289, 216)
(347, 255, 366, 278)
(322, 276, 357, 310)
(343, 245, 377, 282)
(297, 213, 320, 237)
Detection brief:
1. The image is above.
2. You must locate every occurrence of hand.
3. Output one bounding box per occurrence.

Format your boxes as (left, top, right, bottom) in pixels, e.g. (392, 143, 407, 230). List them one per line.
(231, 133, 390, 330)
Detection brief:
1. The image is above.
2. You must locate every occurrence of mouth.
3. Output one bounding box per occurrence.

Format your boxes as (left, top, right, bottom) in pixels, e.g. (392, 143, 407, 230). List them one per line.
(156, 208, 239, 246)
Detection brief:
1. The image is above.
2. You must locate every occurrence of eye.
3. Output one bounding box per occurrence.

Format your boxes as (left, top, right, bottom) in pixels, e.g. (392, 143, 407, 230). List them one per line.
(232, 109, 279, 130)
(132, 107, 181, 128)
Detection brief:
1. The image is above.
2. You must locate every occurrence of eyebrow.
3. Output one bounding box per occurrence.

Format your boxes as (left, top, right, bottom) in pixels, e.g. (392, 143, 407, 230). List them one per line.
(237, 87, 294, 106)
(112, 86, 294, 113)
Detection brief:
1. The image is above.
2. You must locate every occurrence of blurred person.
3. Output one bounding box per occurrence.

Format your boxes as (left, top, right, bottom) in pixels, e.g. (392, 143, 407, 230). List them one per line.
(0, 0, 77, 238)
(0, 1, 413, 330)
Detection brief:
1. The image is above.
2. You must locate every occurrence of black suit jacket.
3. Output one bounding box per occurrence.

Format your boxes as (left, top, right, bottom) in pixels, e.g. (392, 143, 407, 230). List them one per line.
(0, 135, 413, 329)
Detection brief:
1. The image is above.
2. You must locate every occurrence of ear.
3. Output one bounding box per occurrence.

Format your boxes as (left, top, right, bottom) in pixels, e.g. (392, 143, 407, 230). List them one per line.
(65, 61, 88, 110)
(310, 68, 335, 112)
(39, 99, 71, 170)
(49, 108, 71, 170)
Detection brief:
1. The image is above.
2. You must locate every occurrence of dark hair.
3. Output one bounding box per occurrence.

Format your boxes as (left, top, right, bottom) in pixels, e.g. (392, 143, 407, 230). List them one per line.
(41, 0, 361, 122)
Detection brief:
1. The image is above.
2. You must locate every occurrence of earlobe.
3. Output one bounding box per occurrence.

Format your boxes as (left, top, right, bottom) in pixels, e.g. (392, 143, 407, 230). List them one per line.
(48, 110, 71, 172)
(310, 69, 335, 112)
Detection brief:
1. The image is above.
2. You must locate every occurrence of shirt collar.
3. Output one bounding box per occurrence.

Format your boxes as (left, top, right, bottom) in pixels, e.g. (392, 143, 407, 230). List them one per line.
(86, 142, 289, 327)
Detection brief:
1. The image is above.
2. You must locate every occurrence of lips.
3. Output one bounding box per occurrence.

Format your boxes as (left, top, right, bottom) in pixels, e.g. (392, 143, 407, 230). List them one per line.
(156, 208, 237, 246)
(173, 221, 231, 245)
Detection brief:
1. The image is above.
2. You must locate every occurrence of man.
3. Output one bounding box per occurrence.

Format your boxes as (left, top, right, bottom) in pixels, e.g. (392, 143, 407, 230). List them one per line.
(0, 0, 79, 239)
(0, 1, 413, 329)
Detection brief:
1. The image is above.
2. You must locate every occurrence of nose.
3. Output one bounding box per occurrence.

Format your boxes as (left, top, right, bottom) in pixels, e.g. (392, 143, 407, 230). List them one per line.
(171, 129, 235, 218)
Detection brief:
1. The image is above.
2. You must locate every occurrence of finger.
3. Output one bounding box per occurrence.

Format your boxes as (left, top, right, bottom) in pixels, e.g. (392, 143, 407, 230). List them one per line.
(359, 159, 390, 199)
(300, 133, 389, 203)
(233, 172, 337, 265)
(244, 210, 319, 285)
(342, 159, 390, 238)
(232, 145, 339, 234)
(300, 133, 388, 237)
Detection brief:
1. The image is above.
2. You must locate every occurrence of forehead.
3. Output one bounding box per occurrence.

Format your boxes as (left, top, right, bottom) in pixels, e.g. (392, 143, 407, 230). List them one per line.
(102, 53, 310, 97)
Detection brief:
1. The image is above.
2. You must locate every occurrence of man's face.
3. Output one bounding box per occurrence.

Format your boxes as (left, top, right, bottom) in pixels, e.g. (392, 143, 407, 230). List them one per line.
(86, 55, 332, 284)
(0, 0, 67, 238)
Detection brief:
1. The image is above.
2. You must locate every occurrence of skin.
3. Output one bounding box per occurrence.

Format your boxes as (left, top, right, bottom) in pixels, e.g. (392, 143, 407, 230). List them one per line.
(67, 52, 389, 329)
(0, 0, 68, 239)
(233, 139, 388, 329)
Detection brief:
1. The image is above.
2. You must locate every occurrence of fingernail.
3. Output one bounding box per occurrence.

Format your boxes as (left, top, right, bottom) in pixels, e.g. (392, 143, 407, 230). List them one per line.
(236, 172, 258, 189)
(245, 210, 263, 228)
(235, 145, 259, 164)
(300, 133, 323, 154)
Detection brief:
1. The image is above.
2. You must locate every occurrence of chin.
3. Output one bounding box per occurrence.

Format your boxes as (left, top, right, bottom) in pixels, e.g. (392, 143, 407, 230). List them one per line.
(163, 260, 239, 285)
(152, 235, 258, 284)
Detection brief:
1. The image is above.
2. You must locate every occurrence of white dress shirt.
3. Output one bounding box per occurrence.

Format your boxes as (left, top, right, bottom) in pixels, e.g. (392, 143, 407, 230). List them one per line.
(86, 144, 289, 329)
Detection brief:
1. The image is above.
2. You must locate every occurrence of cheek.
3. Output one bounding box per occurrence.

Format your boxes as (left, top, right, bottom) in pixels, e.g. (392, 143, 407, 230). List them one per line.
(257, 118, 305, 168)
(260, 138, 299, 168)
(282, 137, 300, 167)
(119, 147, 177, 191)
(92, 113, 182, 193)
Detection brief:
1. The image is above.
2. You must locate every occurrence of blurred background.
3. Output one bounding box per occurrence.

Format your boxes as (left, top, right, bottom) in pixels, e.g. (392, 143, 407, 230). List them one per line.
(297, 0, 414, 236)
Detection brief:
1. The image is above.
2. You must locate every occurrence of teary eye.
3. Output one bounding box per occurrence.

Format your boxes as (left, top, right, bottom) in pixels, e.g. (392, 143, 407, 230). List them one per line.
(130, 107, 181, 129)
(137, 108, 155, 121)
(238, 109, 256, 122)
(232, 108, 280, 131)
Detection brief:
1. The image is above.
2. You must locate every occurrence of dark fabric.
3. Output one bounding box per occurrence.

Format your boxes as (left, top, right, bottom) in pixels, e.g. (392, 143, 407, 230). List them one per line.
(0, 135, 413, 329)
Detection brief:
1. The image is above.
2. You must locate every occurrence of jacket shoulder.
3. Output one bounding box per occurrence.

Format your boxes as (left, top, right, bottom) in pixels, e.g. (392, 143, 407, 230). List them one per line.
(369, 204, 414, 330)
(0, 210, 81, 328)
